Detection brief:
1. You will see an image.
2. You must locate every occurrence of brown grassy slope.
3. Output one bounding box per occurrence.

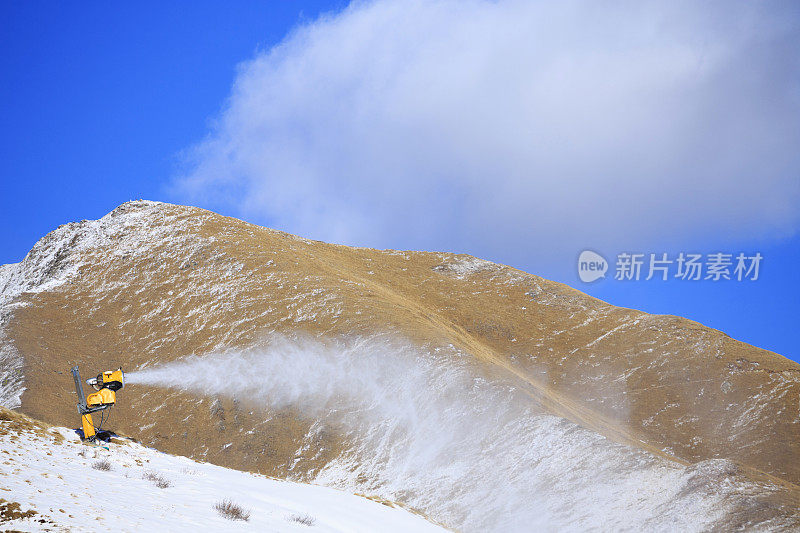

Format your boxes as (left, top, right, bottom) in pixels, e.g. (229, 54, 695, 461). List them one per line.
(5, 201, 800, 486)
(0, 406, 63, 445)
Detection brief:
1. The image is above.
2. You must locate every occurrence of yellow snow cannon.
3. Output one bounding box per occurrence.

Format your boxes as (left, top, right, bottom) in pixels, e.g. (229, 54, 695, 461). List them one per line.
(71, 366, 125, 441)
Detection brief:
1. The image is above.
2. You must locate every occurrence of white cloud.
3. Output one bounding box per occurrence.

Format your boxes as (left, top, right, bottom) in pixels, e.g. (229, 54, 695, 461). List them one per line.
(177, 0, 800, 274)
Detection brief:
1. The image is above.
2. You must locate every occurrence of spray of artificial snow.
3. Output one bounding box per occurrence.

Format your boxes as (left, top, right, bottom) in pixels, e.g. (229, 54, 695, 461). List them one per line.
(127, 334, 736, 532)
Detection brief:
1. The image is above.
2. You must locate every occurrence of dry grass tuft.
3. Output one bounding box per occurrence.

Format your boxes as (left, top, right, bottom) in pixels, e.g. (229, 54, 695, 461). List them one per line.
(142, 470, 172, 488)
(92, 459, 112, 471)
(288, 513, 316, 526)
(214, 499, 251, 521)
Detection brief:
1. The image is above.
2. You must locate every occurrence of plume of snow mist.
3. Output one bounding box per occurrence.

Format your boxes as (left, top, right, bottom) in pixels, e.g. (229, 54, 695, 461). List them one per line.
(127, 334, 741, 532)
(126, 335, 464, 430)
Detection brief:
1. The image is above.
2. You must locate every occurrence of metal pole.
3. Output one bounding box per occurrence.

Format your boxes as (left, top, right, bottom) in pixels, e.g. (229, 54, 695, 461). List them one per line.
(71, 366, 87, 413)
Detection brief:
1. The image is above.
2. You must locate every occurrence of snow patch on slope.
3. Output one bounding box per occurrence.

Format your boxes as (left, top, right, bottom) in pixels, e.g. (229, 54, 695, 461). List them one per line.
(432, 255, 498, 278)
(0, 335, 23, 409)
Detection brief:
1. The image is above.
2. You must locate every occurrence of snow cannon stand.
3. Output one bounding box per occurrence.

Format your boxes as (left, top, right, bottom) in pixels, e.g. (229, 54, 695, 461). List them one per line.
(70, 366, 124, 442)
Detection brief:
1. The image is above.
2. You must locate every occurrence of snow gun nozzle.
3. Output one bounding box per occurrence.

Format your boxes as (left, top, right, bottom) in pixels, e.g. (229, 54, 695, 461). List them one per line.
(86, 368, 125, 392)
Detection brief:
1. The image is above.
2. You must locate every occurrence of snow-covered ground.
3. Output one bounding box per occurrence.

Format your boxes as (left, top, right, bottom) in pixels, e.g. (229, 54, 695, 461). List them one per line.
(0, 413, 445, 532)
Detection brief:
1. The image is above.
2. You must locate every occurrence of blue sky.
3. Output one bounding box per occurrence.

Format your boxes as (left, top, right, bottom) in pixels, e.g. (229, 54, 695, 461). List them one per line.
(1, 1, 798, 361)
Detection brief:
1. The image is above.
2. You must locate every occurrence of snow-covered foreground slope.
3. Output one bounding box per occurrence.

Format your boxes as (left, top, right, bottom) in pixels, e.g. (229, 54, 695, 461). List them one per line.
(0, 409, 445, 532)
